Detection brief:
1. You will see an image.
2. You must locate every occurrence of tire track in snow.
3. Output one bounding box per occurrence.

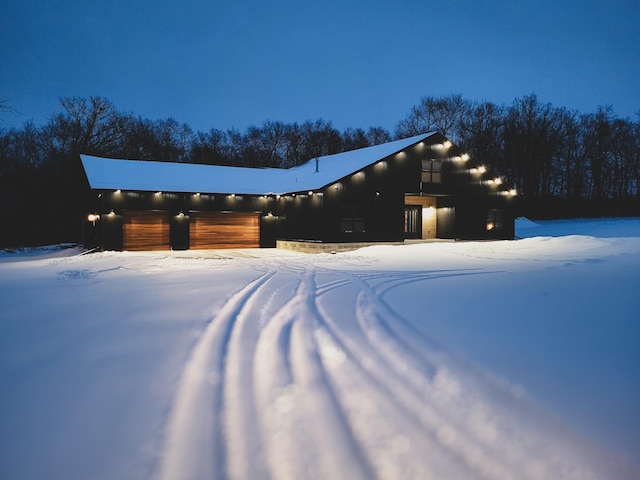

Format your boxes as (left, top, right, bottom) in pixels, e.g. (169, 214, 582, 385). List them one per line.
(221, 273, 298, 480)
(157, 272, 274, 480)
(332, 268, 611, 480)
(288, 272, 373, 480)
(157, 257, 619, 480)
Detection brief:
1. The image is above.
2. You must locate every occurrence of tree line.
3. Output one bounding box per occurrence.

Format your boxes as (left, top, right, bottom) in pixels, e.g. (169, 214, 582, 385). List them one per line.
(0, 94, 638, 247)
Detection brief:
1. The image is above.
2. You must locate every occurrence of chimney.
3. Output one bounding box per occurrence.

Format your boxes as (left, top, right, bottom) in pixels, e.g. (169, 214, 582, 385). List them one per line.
(315, 157, 319, 173)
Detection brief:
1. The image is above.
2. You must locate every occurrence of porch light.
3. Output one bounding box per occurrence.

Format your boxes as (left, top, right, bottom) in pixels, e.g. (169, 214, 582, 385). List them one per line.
(443, 140, 452, 149)
(461, 153, 470, 161)
(87, 213, 100, 224)
(494, 177, 503, 185)
(509, 189, 517, 196)
(114, 189, 121, 194)
(308, 191, 314, 196)
(229, 193, 235, 198)
(194, 192, 200, 196)
(423, 206, 435, 218)
(478, 166, 487, 174)
(155, 191, 162, 196)
(276, 194, 281, 199)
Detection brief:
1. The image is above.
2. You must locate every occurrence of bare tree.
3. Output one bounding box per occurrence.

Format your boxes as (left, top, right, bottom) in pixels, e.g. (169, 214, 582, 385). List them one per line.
(395, 94, 472, 141)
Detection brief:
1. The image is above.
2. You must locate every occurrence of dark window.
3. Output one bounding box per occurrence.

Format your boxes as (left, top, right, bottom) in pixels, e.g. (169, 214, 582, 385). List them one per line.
(421, 159, 442, 183)
(487, 209, 504, 231)
(341, 208, 365, 234)
(404, 205, 421, 238)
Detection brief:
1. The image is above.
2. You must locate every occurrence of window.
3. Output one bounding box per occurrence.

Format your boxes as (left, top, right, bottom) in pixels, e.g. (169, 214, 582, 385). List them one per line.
(341, 208, 365, 234)
(422, 159, 442, 183)
(404, 205, 421, 238)
(487, 209, 503, 231)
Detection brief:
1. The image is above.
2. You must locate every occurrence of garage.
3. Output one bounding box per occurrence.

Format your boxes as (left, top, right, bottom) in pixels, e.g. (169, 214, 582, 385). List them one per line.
(190, 211, 260, 249)
(123, 211, 170, 251)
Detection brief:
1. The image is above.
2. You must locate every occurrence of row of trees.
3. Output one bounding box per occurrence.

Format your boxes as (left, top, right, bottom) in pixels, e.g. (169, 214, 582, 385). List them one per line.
(0, 94, 638, 247)
(395, 94, 639, 206)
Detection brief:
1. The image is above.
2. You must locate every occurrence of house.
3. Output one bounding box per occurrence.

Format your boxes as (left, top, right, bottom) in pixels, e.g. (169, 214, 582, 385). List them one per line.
(80, 132, 516, 251)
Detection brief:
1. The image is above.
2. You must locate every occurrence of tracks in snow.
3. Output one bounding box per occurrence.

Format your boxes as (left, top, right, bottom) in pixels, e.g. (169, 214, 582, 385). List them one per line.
(157, 260, 614, 480)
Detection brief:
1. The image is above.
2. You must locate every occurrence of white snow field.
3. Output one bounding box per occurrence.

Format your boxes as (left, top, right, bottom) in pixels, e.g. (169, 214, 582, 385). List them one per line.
(1, 218, 639, 480)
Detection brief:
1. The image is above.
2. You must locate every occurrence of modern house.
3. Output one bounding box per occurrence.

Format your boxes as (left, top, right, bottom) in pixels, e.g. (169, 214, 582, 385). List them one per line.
(80, 132, 516, 251)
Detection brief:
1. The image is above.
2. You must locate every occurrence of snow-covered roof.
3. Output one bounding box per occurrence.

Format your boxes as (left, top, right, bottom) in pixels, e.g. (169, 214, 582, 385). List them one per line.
(81, 132, 437, 195)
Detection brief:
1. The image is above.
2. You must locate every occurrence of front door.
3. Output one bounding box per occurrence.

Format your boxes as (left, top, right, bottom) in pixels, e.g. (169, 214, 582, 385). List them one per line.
(404, 205, 421, 239)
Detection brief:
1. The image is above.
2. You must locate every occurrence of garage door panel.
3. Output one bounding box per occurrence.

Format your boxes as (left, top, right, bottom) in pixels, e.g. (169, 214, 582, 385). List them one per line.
(190, 212, 259, 249)
(123, 211, 170, 251)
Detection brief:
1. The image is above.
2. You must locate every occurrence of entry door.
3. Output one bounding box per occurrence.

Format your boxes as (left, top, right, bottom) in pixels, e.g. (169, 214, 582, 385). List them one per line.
(404, 205, 422, 239)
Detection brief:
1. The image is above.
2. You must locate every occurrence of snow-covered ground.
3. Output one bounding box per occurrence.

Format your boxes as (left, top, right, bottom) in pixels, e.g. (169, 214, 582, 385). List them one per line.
(1, 217, 639, 480)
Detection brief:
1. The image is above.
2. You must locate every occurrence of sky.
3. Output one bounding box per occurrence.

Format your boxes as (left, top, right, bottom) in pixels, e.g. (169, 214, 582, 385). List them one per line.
(1, 0, 639, 133)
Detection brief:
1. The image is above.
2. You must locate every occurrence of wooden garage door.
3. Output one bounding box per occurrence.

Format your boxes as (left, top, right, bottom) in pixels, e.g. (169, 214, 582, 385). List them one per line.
(123, 211, 170, 251)
(190, 212, 259, 249)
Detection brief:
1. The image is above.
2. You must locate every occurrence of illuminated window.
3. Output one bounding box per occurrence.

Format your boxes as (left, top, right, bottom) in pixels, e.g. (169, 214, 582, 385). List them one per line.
(421, 159, 442, 183)
(487, 209, 504, 231)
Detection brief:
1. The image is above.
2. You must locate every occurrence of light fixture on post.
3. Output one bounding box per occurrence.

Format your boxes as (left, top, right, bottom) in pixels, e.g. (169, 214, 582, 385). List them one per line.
(87, 213, 100, 226)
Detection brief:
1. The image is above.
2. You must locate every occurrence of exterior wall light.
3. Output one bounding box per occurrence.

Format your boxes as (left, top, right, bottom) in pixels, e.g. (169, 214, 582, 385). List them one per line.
(478, 166, 487, 174)
(461, 153, 470, 161)
(87, 214, 100, 225)
(308, 191, 314, 196)
(509, 189, 517, 196)
(443, 140, 452, 149)
(114, 189, 121, 194)
(194, 192, 200, 196)
(155, 191, 162, 196)
(495, 177, 503, 185)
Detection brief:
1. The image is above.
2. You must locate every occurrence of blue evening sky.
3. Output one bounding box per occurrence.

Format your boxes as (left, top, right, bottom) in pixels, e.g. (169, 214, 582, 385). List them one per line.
(1, 0, 638, 132)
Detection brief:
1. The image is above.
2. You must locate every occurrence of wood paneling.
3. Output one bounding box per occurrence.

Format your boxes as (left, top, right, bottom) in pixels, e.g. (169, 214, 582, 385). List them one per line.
(190, 212, 260, 249)
(123, 211, 170, 251)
